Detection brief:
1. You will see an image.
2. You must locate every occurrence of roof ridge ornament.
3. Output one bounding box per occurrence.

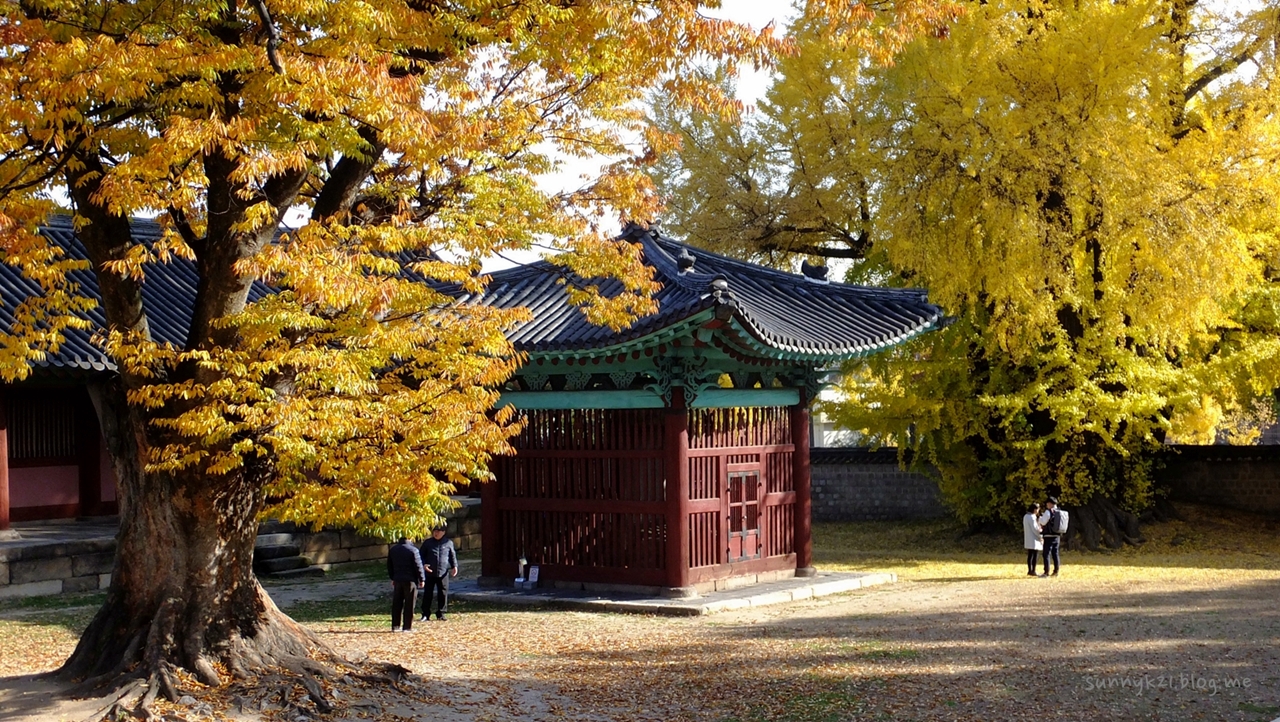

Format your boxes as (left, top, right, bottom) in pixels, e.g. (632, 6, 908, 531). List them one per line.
(801, 260, 829, 284)
(677, 248, 696, 273)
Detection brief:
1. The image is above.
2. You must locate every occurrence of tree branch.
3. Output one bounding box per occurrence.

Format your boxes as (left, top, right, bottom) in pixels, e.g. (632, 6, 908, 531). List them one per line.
(1184, 35, 1268, 103)
(760, 240, 867, 260)
(250, 0, 285, 74)
(311, 126, 385, 222)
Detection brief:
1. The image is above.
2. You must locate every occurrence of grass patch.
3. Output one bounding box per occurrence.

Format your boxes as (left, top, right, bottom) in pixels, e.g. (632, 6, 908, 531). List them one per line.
(813, 503, 1280, 584)
(719, 681, 865, 722)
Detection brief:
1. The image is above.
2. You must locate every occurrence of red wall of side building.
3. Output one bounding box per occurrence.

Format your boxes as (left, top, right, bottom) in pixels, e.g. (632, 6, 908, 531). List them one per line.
(2, 385, 119, 524)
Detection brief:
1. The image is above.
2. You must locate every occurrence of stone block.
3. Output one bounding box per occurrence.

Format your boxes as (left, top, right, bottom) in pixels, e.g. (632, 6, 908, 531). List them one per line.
(340, 530, 384, 549)
(307, 548, 351, 565)
(99, 573, 112, 589)
(0, 579, 62, 599)
(347, 545, 388, 562)
(63, 575, 100, 593)
(16, 543, 68, 562)
(300, 531, 343, 554)
(453, 534, 482, 552)
(72, 552, 116, 577)
(748, 591, 794, 608)
(11, 556, 73, 585)
(0, 561, 7, 585)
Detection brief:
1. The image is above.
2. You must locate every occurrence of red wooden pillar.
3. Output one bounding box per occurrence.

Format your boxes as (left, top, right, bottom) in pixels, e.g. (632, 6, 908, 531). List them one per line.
(791, 399, 814, 576)
(0, 387, 9, 532)
(664, 388, 692, 593)
(480, 460, 500, 581)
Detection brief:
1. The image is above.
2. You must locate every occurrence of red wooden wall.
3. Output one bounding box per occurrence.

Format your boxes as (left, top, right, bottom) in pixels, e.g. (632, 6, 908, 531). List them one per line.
(1, 386, 118, 524)
(483, 404, 805, 589)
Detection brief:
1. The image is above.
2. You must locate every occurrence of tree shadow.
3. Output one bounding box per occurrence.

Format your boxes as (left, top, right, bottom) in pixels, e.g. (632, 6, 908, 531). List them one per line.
(485, 576, 1280, 722)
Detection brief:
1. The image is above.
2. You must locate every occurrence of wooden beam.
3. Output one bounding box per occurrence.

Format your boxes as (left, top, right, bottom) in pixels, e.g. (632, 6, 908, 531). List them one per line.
(791, 400, 814, 575)
(0, 387, 9, 531)
(480, 462, 500, 581)
(690, 388, 800, 408)
(497, 390, 664, 409)
(665, 388, 691, 591)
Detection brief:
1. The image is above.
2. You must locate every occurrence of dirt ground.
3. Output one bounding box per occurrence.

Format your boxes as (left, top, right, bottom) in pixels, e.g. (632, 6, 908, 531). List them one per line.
(3, 511, 1279, 721)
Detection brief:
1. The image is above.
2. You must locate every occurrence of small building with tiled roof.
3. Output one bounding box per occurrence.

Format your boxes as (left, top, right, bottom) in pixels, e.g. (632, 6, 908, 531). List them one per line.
(1, 220, 941, 596)
(458, 223, 941, 594)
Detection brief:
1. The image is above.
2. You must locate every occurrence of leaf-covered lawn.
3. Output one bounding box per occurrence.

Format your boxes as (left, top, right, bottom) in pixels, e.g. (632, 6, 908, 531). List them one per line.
(3, 506, 1279, 721)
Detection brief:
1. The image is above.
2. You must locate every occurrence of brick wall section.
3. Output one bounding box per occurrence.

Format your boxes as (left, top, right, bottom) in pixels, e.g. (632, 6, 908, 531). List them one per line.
(810, 448, 948, 522)
(1159, 445, 1280, 515)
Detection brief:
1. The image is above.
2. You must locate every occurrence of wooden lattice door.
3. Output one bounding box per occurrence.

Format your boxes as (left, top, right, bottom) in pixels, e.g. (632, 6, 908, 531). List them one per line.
(727, 470, 761, 562)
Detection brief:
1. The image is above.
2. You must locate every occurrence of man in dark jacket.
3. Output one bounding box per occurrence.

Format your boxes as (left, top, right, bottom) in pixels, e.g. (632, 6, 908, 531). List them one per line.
(387, 537, 425, 631)
(419, 526, 458, 621)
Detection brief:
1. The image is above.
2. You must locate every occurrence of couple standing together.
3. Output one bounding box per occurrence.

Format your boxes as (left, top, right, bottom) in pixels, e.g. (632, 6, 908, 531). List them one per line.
(387, 526, 459, 632)
(1023, 497, 1068, 577)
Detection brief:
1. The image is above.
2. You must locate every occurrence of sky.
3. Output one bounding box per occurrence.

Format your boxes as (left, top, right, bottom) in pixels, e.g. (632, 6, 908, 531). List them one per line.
(484, 2, 800, 270)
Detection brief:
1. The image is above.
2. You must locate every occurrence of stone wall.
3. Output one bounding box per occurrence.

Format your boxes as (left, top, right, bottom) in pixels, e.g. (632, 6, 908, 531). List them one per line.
(280, 498, 481, 568)
(0, 498, 482, 599)
(810, 448, 947, 522)
(0, 536, 116, 599)
(1160, 445, 1280, 514)
(809, 445, 1280, 521)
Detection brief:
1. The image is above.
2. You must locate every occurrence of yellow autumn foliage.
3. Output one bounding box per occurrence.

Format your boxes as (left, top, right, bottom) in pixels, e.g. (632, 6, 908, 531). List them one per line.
(0, 0, 945, 538)
(654, 0, 1280, 523)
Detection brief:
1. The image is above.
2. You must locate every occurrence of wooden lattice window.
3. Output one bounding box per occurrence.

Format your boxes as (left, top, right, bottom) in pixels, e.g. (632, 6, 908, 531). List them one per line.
(6, 391, 79, 462)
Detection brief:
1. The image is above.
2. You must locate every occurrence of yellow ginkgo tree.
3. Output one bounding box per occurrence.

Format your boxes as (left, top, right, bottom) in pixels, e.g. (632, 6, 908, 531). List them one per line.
(652, 0, 1280, 545)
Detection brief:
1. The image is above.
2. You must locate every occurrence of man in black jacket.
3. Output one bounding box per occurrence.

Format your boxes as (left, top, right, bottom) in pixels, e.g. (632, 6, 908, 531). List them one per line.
(419, 526, 458, 621)
(387, 537, 425, 631)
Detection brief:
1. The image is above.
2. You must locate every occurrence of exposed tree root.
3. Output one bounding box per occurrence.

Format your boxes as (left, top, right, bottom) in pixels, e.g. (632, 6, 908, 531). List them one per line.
(73, 657, 406, 722)
(62, 578, 348, 722)
(1066, 495, 1148, 551)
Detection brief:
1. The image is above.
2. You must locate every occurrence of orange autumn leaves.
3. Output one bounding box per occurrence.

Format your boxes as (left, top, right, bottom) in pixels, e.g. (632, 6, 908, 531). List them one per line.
(0, 0, 955, 535)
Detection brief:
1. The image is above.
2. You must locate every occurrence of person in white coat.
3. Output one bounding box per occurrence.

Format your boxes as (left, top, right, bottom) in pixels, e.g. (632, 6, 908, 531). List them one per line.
(1022, 503, 1043, 576)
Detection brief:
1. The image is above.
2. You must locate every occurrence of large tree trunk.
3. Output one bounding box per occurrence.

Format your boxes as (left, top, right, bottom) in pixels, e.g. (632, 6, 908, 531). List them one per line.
(60, 381, 331, 705)
(1065, 495, 1146, 552)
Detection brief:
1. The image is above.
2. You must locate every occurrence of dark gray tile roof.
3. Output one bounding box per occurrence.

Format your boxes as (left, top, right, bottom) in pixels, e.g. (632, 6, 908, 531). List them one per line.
(1, 215, 271, 374)
(2, 219, 941, 374)
(450, 224, 943, 359)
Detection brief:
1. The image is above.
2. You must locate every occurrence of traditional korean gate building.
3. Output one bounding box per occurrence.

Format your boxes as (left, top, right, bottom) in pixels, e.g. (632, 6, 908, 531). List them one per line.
(457, 224, 942, 595)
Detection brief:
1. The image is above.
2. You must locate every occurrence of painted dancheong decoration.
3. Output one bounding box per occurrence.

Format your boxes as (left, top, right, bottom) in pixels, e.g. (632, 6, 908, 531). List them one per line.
(445, 223, 943, 595)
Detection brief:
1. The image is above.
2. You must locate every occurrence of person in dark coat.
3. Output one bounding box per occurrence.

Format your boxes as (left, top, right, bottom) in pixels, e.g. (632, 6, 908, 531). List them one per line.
(387, 537, 425, 631)
(419, 526, 458, 621)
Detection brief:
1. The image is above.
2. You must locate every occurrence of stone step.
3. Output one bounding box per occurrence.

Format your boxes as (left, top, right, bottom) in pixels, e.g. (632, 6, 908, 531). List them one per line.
(256, 520, 299, 536)
(254, 533, 299, 548)
(265, 565, 326, 580)
(254, 556, 309, 574)
(253, 543, 301, 561)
